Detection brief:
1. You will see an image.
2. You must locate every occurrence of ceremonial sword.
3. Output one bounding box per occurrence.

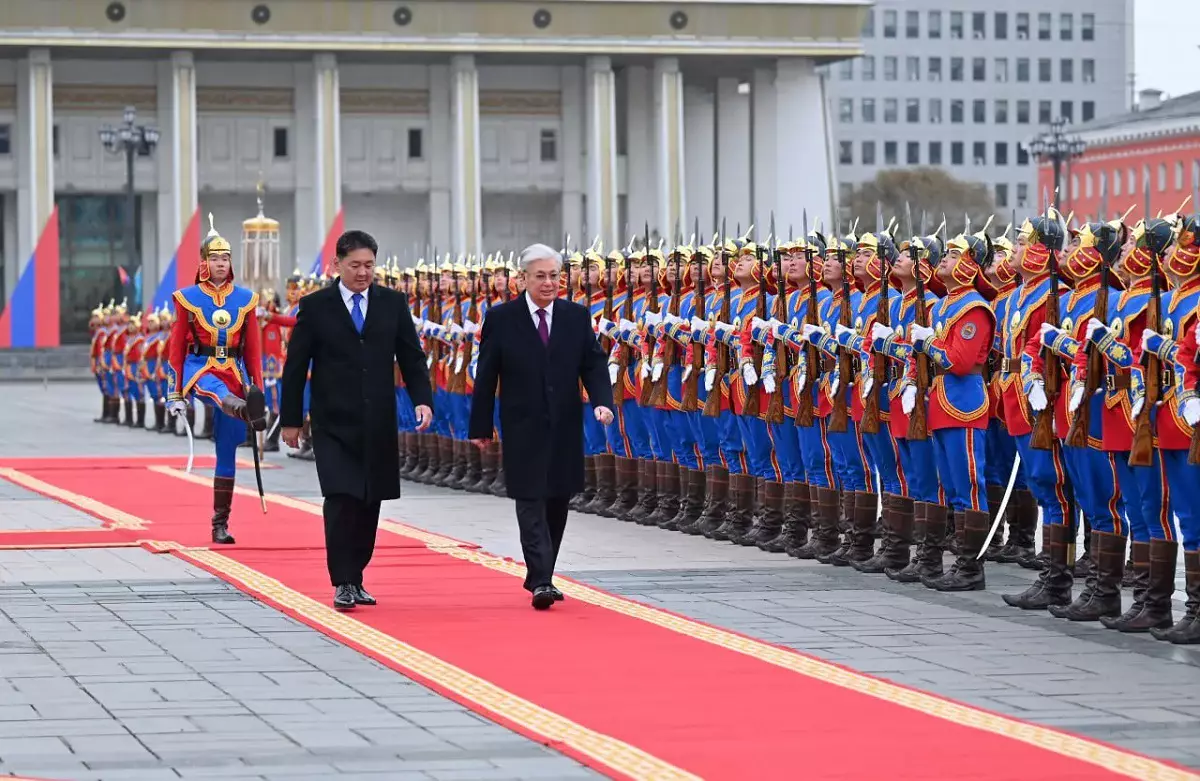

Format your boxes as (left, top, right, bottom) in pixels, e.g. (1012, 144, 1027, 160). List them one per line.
(977, 453, 1021, 559)
(179, 406, 196, 474)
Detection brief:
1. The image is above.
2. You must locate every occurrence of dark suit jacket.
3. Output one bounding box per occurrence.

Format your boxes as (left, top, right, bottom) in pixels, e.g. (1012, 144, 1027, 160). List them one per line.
(468, 294, 613, 500)
(281, 281, 433, 501)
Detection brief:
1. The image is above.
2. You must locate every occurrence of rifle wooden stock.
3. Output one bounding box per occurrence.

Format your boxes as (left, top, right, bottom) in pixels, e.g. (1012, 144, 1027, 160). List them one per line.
(862, 284, 889, 436)
(744, 276, 765, 418)
(1032, 259, 1062, 451)
(796, 271, 819, 428)
(648, 268, 680, 409)
(1129, 286, 1161, 467)
(1065, 286, 1108, 448)
(682, 260, 704, 412)
(829, 285, 852, 433)
(702, 258, 732, 419)
(906, 288, 930, 441)
(614, 266, 633, 404)
(1188, 410, 1200, 465)
(765, 258, 786, 425)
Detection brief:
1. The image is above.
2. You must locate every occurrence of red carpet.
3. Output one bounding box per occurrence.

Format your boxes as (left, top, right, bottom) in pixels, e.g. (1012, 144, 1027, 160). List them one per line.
(0, 457, 1190, 781)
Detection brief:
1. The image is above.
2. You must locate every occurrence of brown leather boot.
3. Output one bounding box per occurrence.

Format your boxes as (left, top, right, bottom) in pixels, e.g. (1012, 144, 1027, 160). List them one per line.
(467, 439, 496, 492)
(908, 503, 948, 583)
(983, 484, 1006, 560)
(926, 508, 988, 591)
(571, 456, 598, 511)
(691, 466, 729, 536)
(887, 500, 926, 582)
(211, 476, 236, 545)
(652, 462, 683, 529)
(1104, 540, 1150, 629)
(793, 486, 840, 559)
(1002, 523, 1073, 609)
(994, 488, 1038, 564)
(1151, 550, 1200, 644)
(712, 474, 754, 541)
(438, 439, 467, 488)
(489, 443, 507, 496)
(671, 466, 706, 532)
(582, 454, 617, 514)
(606, 457, 640, 518)
(761, 482, 810, 553)
(1052, 530, 1125, 621)
(740, 480, 784, 546)
(857, 494, 914, 573)
(822, 490, 875, 566)
(454, 439, 482, 490)
(1112, 539, 1176, 633)
(627, 459, 660, 524)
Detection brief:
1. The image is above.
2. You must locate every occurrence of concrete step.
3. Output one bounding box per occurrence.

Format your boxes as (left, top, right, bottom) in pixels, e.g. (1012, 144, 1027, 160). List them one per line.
(0, 346, 94, 381)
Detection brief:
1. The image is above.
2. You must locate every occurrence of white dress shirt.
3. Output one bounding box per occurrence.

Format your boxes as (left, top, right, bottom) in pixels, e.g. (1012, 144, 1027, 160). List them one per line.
(526, 292, 553, 336)
(339, 281, 368, 320)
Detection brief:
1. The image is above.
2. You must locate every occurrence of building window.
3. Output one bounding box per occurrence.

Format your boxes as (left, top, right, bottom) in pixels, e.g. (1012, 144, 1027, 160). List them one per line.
(1060, 13, 1073, 40)
(1086, 173, 1094, 197)
(973, 58, 986, 81)
(1113, 169, 1122, 196)
(1039, 100, 1052, 124)
(1082, 13, 1094, 41)
(272, 127, 288, 158)
(928, 10, 941, 38)
(1082, 59, 1095, 83)
(950, 11, 963, 39)
(995, 58, 1008, 82)
(907, 56, 920, 81)
(884, 98, 898, 123)
(972, 12, 986, 39)
(1016, 58, 1030, 83)
(862, 9, 874, 37)
(839, 58, 854, 80)
(973, 100, 986, 124)
(1176, 162, 1184, 190)
(884, 56, 897, 81)
(1017, 183, 1029, 207)
(996, 183, 1009, 207)
(929, 142, 942, 165)
(907, 142, 920, 165)
(539, 129, 557, 161)
(1017, 100, 1030, 124)
(951, 100, 964, 124)
(929, 57, 942, 81)
(862, 56, 875, 81)
(862, 98, 876, 123)
(1016, 145, 1029, 165)
(884, 141, 898, 165)
(906, 10, 919, 38)
(407, 128, 423, 159)
(1158, 164, 1167, 191)
(906, 98, 920, 123)
(862, 141, 876, 165)
(839, 98, 854, 123)
(1101, 171, 1109, 198)
(995, 12, 1008, 40)
(950, 57, 963, 82)
(1071, 174, 1079, 200)
(995, 100, 1009, 124)
(951, 141, 964, 166)
(1061, 59, 1073, 83)
(929, 99, 942, 123)
(1062, 101, 1075, 122)
(1016, 12, 1029, 40)
(0, 124, 9, 155)
(995, 142, 1008, 166)
(1082, 101, 1095, 122)
(1038, 12, 1051, 40)
(839, 141, 853, 165)
(1038, 58, 1052, 82)
(883, 9, 897, 37)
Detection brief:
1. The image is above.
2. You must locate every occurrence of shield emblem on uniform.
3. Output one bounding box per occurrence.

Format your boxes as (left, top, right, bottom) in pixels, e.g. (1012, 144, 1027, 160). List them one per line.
(212, 309, 232, 328)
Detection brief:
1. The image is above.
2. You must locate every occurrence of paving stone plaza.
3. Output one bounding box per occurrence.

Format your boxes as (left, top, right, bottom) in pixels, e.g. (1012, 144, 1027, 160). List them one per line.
(2, 381, 1200, 780)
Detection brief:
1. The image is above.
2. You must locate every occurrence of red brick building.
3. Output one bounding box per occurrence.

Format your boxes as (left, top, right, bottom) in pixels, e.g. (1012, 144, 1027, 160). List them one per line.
(1037, 90, 1200, 222)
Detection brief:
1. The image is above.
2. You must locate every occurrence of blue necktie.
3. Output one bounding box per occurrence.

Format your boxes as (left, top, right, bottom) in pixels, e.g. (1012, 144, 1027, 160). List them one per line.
(351, 292, 365, 334)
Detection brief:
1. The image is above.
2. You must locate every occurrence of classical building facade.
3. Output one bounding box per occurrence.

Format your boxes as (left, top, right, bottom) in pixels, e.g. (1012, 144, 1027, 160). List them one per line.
(0, 0, 864, 346)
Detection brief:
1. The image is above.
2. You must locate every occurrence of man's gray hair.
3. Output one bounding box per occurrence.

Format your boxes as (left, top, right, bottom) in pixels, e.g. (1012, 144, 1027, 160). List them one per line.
(518, 243, 563, 271)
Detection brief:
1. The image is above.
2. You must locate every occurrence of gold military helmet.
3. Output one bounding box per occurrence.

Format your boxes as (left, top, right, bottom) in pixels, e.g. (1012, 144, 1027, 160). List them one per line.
(198, 213, 232, 284)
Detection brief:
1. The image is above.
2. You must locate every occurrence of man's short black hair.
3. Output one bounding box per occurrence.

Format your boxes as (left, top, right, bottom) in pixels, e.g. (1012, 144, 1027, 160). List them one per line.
(336, 230, 378, 259)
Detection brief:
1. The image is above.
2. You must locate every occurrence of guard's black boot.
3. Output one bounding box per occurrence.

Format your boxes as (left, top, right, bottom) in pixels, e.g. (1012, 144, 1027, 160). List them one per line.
(469, 440, 498, 493)
(994, 488, 1038, 564)
(651, 463, 683, 530)
(123, 399, 135, 427)
(1151, 551, 1200, 644)
(711, 474, 754, 541)
(605, 457, 640, 519)
(488, 444, 507, 496)
(793, 486, 840, 559)
(211, 476, 236, 545)
(816, 490, 856, 565)
(671, 466, 707, 533)
(582, 454, 617, 515)
(1104, 541, 1151, 630)
(856, 494, 914, 574)
(823, 491, 875, 566)
(134, 401, 146, 429)
(926, 508, 988, 591)
(1112, 539, 1176, 633)
(628, 459, 661, 525)
(691, 466, 730, 537)
(95, 397, 109, 423)
(455, 440, 482, 490)
(739, 480, 784, 546)
(1002, 523, 1073, 609)
(895, 503, 947, 583)
(571, 456, 598, 511)
(1051, 530, 1125, 621)
(437, 439, 466, 488)
(761, 482, 810, 553)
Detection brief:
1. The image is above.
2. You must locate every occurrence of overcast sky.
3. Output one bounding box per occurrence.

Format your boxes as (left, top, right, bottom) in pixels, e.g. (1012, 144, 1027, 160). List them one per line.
(1136, 0, 1200, 98)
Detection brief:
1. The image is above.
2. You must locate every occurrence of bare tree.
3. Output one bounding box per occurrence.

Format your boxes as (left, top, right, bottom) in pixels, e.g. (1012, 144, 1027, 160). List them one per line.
(840, 168, 998, 236)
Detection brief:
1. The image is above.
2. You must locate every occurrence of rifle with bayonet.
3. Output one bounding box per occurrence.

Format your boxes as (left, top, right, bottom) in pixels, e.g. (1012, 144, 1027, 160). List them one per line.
(703, 220, 731, 418)
(862, 212, 891, 436)
(456, 261, 478, 391)
(651, 235, 684, 408)
(829, 216, 852, 433)
(681, 221, 705, 412)
(744, 233, 766, 418)
(638, 224, 660, 406)
(797, 210, 818, 428)
(906, 224, 932, 441)
(449, 259, 466, 393)
(1032, 203, 1063, 452)
(1066, 213, 1119, 448)
(1130, 214, 1162, 467)
(766, 224, 786, 424)
(616, 240, 635, 402)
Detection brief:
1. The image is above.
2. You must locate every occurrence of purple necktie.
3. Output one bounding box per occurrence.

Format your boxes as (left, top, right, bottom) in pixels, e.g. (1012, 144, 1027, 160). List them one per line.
(536, 308, 550, 346)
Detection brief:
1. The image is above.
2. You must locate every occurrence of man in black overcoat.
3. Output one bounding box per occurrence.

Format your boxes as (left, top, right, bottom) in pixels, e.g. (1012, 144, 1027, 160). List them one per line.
(469, 243, 614, 610)
(280, 230, 433, 610)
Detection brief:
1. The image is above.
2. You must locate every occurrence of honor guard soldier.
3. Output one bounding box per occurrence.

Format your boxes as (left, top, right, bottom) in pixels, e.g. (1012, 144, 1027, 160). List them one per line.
(164, 214, 268, 544)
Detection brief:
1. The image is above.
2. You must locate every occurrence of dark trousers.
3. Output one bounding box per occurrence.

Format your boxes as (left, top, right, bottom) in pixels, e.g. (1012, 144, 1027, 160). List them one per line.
(323, 494, 382, 587)
(514, 495, 570, 591)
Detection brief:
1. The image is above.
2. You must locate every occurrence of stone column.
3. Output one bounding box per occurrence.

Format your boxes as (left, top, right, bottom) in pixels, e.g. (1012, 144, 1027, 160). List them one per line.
(751, 66, 777, 236)
(624, 65, 653, 235)
(684, 82, 715, 238)
(559, 64, 585, 244)
(313, 53, 342, 274)
(585, 56, 619, 253)
(771, 59, 833, 231)
(4, 48, 57, 347)
(714, 77, 750, 234)
(654, 57, 686, 242)
(153, 51, 198, 308)
(450, 55, 481, 256)
(427, 63, 452, 255)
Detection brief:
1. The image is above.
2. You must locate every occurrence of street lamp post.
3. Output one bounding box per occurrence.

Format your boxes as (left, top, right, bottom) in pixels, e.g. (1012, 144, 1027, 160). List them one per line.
(99, 106, 159, 300)
(1028, 117, 1086, 210)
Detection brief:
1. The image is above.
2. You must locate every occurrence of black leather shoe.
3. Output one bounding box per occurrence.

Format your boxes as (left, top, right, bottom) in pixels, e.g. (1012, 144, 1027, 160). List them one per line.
(531, 585, 555, 610)
(354, 586, 377, 606)
(550, 586, 564, 602)
(333, 584, 357, 611)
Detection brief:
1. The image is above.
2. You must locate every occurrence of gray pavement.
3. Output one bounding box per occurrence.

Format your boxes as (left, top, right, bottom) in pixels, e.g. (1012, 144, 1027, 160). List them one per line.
(1, 380, 1200, 778)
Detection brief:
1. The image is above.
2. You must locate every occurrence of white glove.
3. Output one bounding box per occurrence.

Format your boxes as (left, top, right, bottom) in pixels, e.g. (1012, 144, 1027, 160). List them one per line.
(1183, 397, 1200, 427)
(449, 322, 465, 337)
(910, 324, 934, 344)
(767, 317, 785, 332)
(1140, 328, 1160, 354)
(1131, 393, 1144, 419)
(167, 399, 188, 418)
(691, 316, 709, 334)
(796, 365, 807, 394)
(901, 385, 917, 415)
(762, 373, 776, 395)
(1068, 386, 1085, 414)
(773, 321, 792, 339)
(871, 322, 894, 342)
(608, 363, 620, 385)
(1039, 322, 1061, 345)
(752, 317, 770, 332)
(681, 365, 692, 383)
(264, 377, 277, 389)
(1195, 320, 1200, 345)
(412, 315, 425, 329)
(463, 320, 480, 335)
(742, 362, 759, 387)
(619, 318, 639, 333)
(256, 306, 267, 318)
(1085, 317, 1106, 341)
(651, 362, 664, 382)
(454, 354, 464, 373)
(704, 367, 716, 392)
(801, 323, 823, 340)
(714, 321, 734, 336)
(644, 310, 663, 327)
(598, 316, 615, 335)
(830, 374, 840, 397)
(862, 376, 874, 399)
(663, 312, 684, 327)
(835, 323, 855, 339)
(640, 361, 650, 379)
(1028, 380, 1048, 412)
(426, 354, 434, 369)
